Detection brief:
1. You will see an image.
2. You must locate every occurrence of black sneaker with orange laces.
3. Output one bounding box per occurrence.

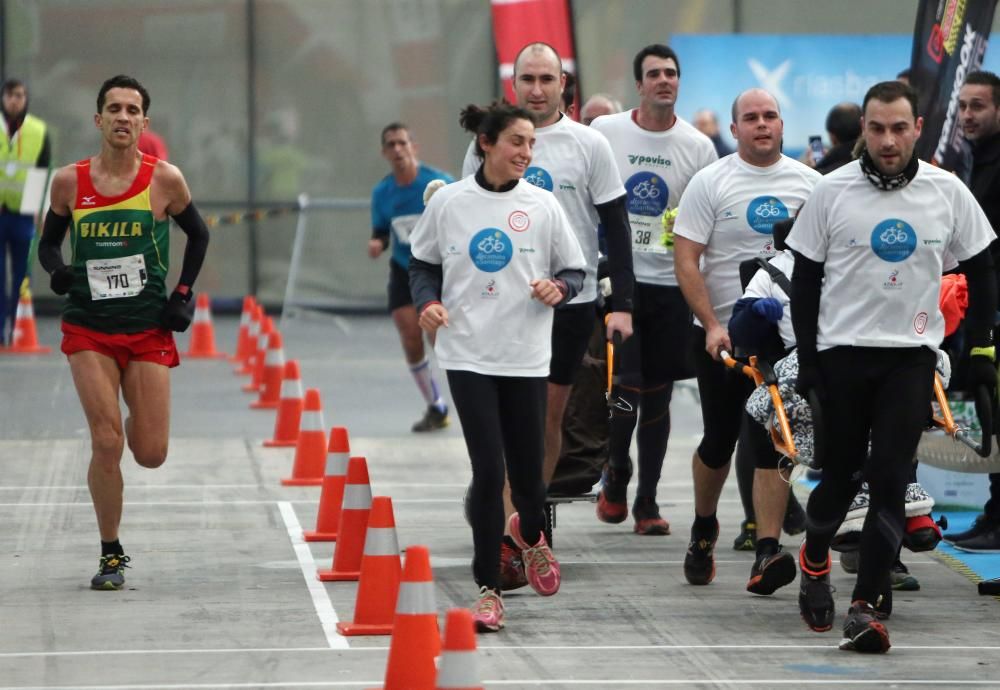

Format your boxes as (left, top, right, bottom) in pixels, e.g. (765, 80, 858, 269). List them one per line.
(839, 600, 891, 653)
(747, 546, 797, 595)
(798, 544, 835, 632)
(683, 518, 719, 585)
(632, 496, 670, 535)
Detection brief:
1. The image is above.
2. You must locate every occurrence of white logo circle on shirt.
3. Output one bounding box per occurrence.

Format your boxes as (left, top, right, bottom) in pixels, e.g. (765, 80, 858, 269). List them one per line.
(870, 219, 916, 263)
(914, 311, 928, 334)
(508, 210, 530, 232)
(746, 196, 789, 234)
(469, 228, 513, 273)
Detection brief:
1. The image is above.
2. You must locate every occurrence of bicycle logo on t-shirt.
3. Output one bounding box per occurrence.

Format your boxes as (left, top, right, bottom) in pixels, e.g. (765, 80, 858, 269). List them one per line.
(746, 196, 789, 234)
(469, 228, 513, 272)
(624, 171, 669, 217)
(524, 167, 554, 192)
(870, 219, 916, 263)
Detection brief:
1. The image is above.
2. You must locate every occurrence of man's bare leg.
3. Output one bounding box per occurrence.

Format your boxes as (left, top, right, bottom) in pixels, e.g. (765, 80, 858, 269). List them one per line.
(753, 467, 791, 543)
(120, 360, 171, 468)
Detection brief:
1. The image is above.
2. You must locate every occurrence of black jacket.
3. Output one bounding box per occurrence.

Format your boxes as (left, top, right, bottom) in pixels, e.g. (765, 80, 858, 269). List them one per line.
(814, 139, 856, 175)
(970, 132, 1000, 237)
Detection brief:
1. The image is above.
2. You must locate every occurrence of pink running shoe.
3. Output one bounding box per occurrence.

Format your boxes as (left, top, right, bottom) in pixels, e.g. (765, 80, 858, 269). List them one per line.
(508, 512, 561, 596)
(471, 586, 504, 632)
(499, 541, 528, 591)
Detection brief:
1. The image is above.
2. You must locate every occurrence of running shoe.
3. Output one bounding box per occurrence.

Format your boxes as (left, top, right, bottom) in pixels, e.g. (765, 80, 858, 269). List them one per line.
(798, 544, 835, 632)
(944, 513, 998, 544)
(499, 540, 528, 591)
(839, 550, 859, 574)
(684, 518, 719, 585)
(411, 405, 448, 432)
(632, 496, 670, 535)
(508, 512, 561, 596)
(91, 554, 131, 591)
(783, 493, 807, 536)
(747, 547, 797, 595)
(732, 520, 756, 551)
(952, 520, 1000, 553)
(839, 600, 891, 653)
(471, 586, 504, 633)
(889, 559, 920, 591)
(596, 464, 630, 524)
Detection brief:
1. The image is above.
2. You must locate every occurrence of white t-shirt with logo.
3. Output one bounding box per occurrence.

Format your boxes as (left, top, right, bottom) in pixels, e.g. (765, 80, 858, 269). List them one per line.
(590, 110, 718, 286)
(674, 154, 821, 326)
(409, 175, 586, 377)
(743, 250, 796, 349)
(460, 116, 625, 304)
(786, 159, 996, 350)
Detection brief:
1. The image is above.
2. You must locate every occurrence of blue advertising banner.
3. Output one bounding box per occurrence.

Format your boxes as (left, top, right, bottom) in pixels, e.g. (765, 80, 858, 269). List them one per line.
(669, 34, 1000, 157)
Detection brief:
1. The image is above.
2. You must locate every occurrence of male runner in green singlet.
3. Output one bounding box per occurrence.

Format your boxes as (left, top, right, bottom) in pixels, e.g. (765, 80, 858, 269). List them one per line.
(38, 75, 210, 590)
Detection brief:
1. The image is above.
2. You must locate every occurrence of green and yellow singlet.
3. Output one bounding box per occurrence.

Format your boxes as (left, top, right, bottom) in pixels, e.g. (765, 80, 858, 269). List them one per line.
(64, 154, 170, 333)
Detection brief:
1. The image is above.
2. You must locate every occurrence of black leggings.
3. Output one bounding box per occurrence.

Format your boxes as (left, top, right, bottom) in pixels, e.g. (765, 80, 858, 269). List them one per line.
(447, 370, 547, 591)
(803, 346, 935, 603)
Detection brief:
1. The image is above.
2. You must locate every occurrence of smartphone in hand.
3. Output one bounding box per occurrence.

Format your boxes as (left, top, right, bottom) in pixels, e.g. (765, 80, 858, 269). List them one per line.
(808, 135, 824, 165)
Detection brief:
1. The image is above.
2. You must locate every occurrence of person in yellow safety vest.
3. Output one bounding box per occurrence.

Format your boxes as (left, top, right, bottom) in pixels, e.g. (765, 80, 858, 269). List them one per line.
(1, 78, 51, 344)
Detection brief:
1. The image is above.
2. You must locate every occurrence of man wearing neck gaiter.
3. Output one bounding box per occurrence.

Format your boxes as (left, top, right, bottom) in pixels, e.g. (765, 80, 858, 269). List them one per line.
(0, 78, 50, 344)
(787, 80, 997, 653)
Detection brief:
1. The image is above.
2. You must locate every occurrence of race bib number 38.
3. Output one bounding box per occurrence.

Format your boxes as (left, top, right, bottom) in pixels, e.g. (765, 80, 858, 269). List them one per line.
(86, 253, 148, 301)
(632, 226, 666, 254)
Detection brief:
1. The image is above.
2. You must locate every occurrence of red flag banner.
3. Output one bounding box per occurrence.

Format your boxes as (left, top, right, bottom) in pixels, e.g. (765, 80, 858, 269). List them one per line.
(910, 0, 998, 170)
(489, 0, 576, 104)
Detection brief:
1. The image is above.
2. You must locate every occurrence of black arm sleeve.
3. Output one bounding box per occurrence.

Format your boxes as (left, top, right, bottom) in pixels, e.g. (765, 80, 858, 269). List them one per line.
(958, 248, 997, 349)
(371, 228, 389, 251)
(554, 267, 586, 305)
(595, 194, 634, 312)
(36, 131, 52, 169)
(790, 250, 824, 362)
(38, 209, 70, 273)
(408, 257, 443, 314)
(170, 202, 210, 289)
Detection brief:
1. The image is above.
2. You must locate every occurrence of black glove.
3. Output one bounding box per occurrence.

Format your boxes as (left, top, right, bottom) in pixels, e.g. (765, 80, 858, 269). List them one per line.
(50, 266, 74, 295)
(162, 289, 195, 332)
(968, 349, 998, 398)
(795, 352, 823, 400)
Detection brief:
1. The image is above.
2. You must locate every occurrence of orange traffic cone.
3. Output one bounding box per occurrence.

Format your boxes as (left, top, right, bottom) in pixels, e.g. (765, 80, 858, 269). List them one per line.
(263, 360, 304, 447)
(250, 331, 285, 409)
(436, 609, 482, 690)
(5, 292, 50, 354)
(230, 295, 256, 364)
(317, 455, 371, 581)
(281, 388, 326, 486)
(336, 496, 401, 636)
(184, 293, 227, 358)
(303, 426, 351, 540)
(235, 304, 262, 376)
(377, 545, 440, 690)
(242, 316, 274, 393)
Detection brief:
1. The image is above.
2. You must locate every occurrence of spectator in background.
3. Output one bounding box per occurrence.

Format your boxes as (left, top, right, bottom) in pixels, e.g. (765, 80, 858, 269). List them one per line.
(814, 102, 861, 175)
(580, 93, 622, 126)
(693, 109, 733, 158)
(0, 78, 51, 344)
(562, 71, 577, 119)
(896, 68, 911, 84)
(138, 127, 169, 161)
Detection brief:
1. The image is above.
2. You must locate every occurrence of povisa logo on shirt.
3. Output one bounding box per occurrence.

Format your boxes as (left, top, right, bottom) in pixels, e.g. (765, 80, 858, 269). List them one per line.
(469, 228, 513, 273)
(627, 154, 672, 168)
(625, 171, 669, 217)
(746, 196, 788, 234)
(871, 219, 916, 263)
(523, 167, 554, 192)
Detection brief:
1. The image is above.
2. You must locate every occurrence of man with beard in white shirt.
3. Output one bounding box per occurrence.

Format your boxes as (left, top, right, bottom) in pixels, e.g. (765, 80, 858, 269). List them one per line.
(788, 80, 996, 652)
(590, 44, 717, 535)
(673, 88, 820, 591)
(462, 42, 636, 585)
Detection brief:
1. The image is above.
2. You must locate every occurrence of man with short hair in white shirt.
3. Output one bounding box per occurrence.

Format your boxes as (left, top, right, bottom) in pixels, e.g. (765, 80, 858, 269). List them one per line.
(788, 80, 997, 653)
(673, 88, 820, 592)
(462, 42, 635, 587)
(589, 43, 717, 535)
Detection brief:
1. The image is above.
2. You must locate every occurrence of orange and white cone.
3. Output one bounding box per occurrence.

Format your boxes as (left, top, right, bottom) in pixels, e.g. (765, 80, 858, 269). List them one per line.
(4, 292, 50, 354)
(242, 316, 274, 393)
(184, 293, 227, 358)
(436, 609, 482, 690)
(317, 455, 371, 581)
(376, 545, 440, 690)
(336, 496, 401, 636)
(263, 360, 304, 447)
(230, 295, 257, 364)
(281, 388, 326, 486)
(303, 426, 351, 540)
(236, 304, 262, 376)
(250, 331, 285, 409)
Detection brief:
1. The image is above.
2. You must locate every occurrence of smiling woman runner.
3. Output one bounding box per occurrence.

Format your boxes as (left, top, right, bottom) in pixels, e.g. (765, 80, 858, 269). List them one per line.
(408, 101, 585, 633)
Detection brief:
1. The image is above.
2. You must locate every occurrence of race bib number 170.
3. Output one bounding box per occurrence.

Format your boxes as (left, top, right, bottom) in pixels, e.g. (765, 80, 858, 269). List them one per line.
(86, 253, 148, 301)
